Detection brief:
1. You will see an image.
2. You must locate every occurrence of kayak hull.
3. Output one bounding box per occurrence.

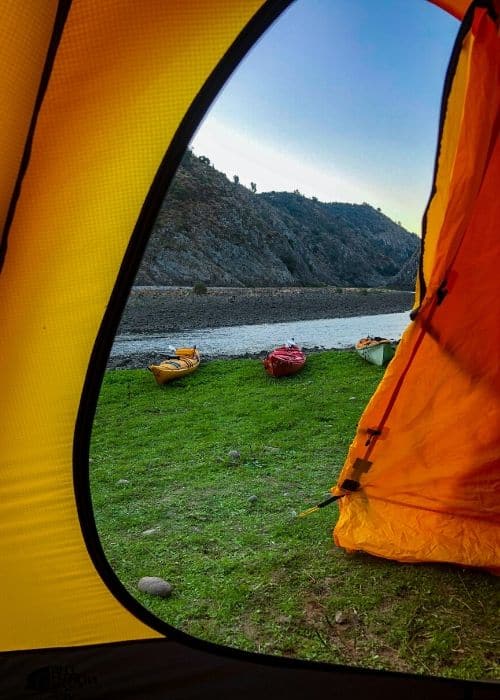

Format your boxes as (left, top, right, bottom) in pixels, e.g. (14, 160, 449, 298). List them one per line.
(355, 338, 395, 367)
(149, 347, 200, 384)
(263, 345, 306, 377)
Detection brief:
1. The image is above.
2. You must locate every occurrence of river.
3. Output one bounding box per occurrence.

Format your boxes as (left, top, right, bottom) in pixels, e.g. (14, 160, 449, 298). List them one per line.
(110, 310, 411, 359)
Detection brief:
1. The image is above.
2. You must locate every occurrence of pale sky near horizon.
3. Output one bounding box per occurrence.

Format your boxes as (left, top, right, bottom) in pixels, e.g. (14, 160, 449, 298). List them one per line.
(190, 0, 458, 235)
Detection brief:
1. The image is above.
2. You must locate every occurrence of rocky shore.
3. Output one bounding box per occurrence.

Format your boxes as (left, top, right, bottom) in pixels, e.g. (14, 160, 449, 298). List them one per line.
(118, 286, 414, 335)
(108, 286, 414, 369)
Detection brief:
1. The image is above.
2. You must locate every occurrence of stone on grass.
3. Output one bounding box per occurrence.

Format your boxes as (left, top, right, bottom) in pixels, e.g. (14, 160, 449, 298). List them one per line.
(142, 527, 161, 536)
(117, 479, 130, 485)
(228, 450, 241, 463)
(138, 576, 173, 598)
(248, 495, 258, 503)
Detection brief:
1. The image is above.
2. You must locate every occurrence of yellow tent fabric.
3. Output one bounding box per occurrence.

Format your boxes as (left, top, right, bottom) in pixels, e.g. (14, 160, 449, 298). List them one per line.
(333, 3, 500, 572)
(0, 0, 267, 653)
(0, 0, 498, 697)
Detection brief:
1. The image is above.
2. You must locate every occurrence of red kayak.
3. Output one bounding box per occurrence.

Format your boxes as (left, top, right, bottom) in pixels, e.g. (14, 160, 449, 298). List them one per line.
(263, 343, 306, 377)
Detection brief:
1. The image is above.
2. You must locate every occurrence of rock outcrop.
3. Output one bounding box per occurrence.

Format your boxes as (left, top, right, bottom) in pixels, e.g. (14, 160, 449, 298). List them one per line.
(135, 150, 420, 289)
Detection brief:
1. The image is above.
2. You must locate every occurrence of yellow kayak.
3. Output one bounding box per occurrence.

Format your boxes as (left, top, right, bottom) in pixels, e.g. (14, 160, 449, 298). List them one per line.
(148, 347, 200, 385)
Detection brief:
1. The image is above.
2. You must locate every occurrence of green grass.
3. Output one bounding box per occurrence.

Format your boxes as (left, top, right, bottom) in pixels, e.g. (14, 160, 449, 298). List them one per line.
(90, 351, 499, 680)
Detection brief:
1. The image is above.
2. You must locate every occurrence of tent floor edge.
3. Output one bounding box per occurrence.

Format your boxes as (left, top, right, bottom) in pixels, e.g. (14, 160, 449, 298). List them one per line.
(0, 637, 497, 699)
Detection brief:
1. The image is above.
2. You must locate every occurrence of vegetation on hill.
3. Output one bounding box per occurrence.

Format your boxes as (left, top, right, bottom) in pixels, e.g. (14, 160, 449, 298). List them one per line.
(135, 150, 420, 289)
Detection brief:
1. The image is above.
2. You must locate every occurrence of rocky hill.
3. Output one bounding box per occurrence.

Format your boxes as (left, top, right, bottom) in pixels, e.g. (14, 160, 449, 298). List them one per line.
(135, 150, 420, 289)
(385, 246, 420, 290)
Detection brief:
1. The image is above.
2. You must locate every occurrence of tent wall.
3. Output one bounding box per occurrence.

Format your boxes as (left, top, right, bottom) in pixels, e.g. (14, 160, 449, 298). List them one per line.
(334, 3, 500, 572)
(0, 0, 498, 697)
(428, 0, 473, 20)
(0, 2, 61, 261)
(0, 0, 269, 651)
(1, 639, 498, 699)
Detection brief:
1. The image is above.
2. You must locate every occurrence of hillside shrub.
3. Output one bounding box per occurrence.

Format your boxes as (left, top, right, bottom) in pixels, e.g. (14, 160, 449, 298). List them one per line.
(193, 281, 207, 295)
(281, 253, 297, 274)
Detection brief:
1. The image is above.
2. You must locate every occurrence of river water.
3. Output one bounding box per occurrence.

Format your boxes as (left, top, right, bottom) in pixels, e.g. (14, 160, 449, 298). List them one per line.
(111, 311, 411, 359)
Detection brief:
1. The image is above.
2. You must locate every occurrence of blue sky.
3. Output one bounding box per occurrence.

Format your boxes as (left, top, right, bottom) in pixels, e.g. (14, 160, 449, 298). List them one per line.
(190, 0, 458, 234)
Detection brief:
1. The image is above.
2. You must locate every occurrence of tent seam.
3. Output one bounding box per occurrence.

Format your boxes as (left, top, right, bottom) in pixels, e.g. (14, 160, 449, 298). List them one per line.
(0, 0, 72, 272)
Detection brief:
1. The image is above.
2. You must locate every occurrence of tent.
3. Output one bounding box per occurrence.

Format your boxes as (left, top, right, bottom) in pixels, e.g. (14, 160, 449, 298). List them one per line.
(0, 1, 497, 697)
(333, 1, 500, 574)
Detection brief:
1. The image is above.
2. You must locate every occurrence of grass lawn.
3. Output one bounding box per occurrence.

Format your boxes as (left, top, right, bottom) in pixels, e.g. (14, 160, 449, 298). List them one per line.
(90, 350, 499, 680)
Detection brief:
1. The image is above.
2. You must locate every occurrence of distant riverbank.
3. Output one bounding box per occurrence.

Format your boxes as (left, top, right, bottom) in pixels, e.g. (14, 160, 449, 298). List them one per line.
(110, 311, 410, 369)
(118, 286, 414, 335)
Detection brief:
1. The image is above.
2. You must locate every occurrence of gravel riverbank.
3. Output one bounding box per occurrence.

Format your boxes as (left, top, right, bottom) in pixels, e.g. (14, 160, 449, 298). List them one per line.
(109, 287, 414, 369)
(118, 286, 414, 334)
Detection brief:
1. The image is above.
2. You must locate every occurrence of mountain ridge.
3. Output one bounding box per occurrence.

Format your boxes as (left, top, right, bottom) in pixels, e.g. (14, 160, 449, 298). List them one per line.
(136, 150, 420, 290)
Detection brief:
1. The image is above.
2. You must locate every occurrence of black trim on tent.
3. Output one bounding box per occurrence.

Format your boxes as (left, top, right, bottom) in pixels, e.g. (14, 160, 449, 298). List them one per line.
(0, 0, 72, 272)
(74, 0, 298, 652)
(417, 0, 496, 307)
(1, 638, 498, 699)
(418, 1, 473, 304)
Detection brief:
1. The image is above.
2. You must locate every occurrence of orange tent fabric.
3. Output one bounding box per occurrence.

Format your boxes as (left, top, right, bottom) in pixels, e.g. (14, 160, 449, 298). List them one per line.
(333, 3, 500, 573)
(428, 0, 472, 20)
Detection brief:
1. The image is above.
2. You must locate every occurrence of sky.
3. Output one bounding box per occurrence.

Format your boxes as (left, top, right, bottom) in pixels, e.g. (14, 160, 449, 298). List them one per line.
(190, 0, 458, 235)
